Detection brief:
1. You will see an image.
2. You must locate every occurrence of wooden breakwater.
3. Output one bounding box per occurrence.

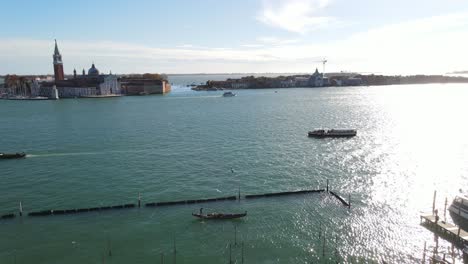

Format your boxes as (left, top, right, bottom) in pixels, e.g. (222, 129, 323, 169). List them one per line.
(28, 203, 136, 217)
(245, 189, 325, 198)
(1, 213, 15, 219)
(245, 189, 350, 207)
(0, 182, 351, 220)
(146, 196, 237, 207)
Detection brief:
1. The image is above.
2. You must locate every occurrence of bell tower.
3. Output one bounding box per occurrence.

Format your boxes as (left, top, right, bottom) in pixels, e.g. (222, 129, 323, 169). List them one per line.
(53, 39, 65, 81)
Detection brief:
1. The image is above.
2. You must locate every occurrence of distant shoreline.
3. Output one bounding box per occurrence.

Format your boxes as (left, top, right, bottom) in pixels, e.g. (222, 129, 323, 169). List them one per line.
(191, 73, 468, 91)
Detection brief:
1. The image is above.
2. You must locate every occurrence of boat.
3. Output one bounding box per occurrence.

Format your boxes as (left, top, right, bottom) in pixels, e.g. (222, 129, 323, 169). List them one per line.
(192, 209, 247, 220)
(308, 129, 357, 138)
(449, 195, 468, 228)
(0, 152, 26, 159)
(222, 91, 236, 97)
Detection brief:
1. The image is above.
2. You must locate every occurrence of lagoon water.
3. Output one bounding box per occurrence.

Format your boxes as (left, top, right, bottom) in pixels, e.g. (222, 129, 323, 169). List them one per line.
(1, 79, 468, 263)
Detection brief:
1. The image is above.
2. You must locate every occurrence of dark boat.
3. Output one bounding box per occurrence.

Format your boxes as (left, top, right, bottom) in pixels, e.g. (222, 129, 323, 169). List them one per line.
(308, 129, 357, 138)
(192, 211, 247, 220)
(0, 152, 26, 159)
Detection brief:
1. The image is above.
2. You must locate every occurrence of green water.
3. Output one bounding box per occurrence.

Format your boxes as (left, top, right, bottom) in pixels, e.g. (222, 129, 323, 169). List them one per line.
(1, 83, 468, 263)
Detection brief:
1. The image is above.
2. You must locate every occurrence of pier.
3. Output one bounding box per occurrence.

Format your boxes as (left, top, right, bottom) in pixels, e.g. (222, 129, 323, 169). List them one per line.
(420, 214, 468, 248)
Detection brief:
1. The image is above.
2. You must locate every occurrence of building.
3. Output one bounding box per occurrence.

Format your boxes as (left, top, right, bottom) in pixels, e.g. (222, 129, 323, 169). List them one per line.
(309, 68, 324, 87)
(39, 40, 121, 98)
(294, 77, 310, 87)
(120, 77, 171, 95)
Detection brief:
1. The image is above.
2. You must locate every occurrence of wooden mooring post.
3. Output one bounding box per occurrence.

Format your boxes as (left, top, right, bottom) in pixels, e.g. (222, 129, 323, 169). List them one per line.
(432, 190, 437, 215)
(422, 241, 426, 264)
(173, 235, 177, 264)
(326, 179, 329, 193)
(348, 194, 351, 209)
(229, 243, 232, 264)
(241, 242, 244, 264)
(444, 197, 447, 222)
(138, 193, 141, 208)
(19, 201, 23, 217)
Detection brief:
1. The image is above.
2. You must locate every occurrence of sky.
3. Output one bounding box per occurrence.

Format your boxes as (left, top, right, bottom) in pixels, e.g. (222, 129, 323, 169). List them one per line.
(1, 0, 468, 75)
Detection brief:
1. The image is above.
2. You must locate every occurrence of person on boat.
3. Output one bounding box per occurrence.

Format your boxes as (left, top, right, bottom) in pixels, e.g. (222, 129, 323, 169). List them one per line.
(199, 208, 203, 215)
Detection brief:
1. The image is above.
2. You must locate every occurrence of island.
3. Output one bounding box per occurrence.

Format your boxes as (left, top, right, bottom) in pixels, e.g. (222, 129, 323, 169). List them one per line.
(192, 69, 468, 91)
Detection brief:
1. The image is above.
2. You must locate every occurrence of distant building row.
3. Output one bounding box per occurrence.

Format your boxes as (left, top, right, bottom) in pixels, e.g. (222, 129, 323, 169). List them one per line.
(0, 40, 170, 99)
(194, 69, 363, 91)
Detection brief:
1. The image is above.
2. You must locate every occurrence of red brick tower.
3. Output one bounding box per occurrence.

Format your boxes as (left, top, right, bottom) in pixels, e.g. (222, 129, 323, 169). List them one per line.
(53, 39, 64, 81)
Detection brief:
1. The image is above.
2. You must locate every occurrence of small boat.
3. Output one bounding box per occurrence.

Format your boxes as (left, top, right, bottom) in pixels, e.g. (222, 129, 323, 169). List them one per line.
(192, 209, 247, 220)
(222, 91, 236, 97)
(308, 129, 357, 138)
(449, 195, 468, 228)
(0, 152, 26, 159)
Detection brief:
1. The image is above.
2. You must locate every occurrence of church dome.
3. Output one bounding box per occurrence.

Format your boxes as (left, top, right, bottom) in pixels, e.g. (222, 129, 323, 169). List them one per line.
(88, 63, 100, 76)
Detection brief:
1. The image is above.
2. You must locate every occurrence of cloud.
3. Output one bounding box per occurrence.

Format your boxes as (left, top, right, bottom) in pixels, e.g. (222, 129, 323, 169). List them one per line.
(0, 12, 467, 74)
(256, 37, 300, 45)
(256, 0, 335, 33)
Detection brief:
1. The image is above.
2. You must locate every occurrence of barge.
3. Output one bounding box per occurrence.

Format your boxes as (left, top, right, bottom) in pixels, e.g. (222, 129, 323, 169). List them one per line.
(308, 129, 357, 138)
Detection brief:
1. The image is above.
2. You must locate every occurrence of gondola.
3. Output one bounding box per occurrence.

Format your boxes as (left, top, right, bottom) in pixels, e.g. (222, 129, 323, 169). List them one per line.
(0, 152, 26, 159)
(192, 210, 247, 220)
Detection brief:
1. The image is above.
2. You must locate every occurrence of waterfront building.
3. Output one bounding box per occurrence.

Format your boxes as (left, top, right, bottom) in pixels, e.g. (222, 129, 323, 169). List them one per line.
(120, 76, 171, 95)
(309, 68, 324, 87)
(39, 40, 121, 98)
(294, 76, 310, 87)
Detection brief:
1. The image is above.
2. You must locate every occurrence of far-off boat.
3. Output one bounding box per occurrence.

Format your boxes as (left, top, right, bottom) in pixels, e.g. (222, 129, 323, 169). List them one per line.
(308, 129, 357, 138)
(222, 91, 236, 97)
(192, 208, 247, 220)
(0, 152, 26, 159)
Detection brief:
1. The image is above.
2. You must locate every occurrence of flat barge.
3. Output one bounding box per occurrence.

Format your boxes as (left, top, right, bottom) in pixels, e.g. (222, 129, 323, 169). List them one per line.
(308, 129, 357, 138)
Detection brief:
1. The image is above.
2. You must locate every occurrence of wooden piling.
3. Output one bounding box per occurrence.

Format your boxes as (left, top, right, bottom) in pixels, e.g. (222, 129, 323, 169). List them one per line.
(138, 193, 141, 208)
(161, 253, 164, 264)
(319, 222, 322, 239)
(348, 194, 351, 208)
(19, 201, 23, 217)
(322, 229, 326, 257)
(432, 190, 437, 215)
(444, 197, 447, 222)
(107, 235, 112, 257)
(241, 242, 244, 264)
(234, 225, 237, 246)
(326, 179, 329, 192)
(173, 235, 177, 264)
(422, 241, 426, 264)
(229, 243, 232, 264)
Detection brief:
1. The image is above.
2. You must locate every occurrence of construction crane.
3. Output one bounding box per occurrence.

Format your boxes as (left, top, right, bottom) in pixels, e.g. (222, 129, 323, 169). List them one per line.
(312, 58, 328, 75)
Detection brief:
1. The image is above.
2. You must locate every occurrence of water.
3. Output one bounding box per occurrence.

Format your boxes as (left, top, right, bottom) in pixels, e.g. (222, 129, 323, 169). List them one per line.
(1, 80, 468, 263)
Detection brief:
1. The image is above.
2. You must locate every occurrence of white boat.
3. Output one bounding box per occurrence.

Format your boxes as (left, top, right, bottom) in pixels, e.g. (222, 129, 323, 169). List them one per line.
(308, 129, 357, 138)
(449, 196, 468, 226)
(222, 91, 236, 97)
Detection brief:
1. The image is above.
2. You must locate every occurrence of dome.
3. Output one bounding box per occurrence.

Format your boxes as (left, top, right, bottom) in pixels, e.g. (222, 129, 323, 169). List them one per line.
(88, 63, 100, 76)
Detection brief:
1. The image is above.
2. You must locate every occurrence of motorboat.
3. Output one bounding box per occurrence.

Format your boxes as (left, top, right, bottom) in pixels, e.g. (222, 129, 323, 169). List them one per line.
(192, 209, 246, 220)
(449, 195, 468, 228)
(0, 152, 26, 159)
(222, 91, 236, 97)
(308, 129, 357, 138)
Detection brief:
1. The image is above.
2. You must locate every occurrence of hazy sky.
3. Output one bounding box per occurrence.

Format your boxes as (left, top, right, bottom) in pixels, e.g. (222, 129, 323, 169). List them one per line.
(1, 0, 467, 75)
